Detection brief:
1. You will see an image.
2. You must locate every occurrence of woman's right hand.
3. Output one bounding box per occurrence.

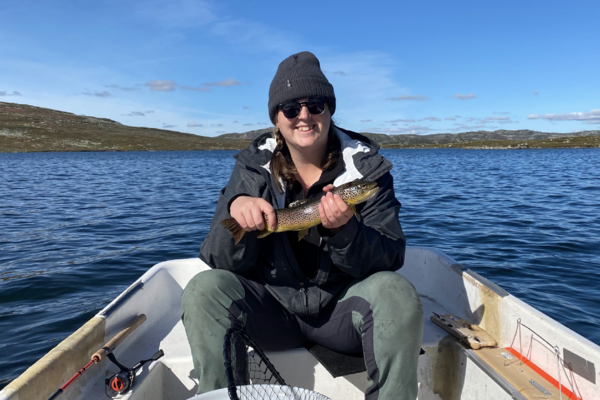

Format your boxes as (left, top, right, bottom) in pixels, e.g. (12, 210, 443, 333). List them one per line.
(229, 196, 277, 232)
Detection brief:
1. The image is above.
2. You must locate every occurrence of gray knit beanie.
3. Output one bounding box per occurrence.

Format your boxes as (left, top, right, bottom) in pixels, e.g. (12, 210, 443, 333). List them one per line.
(268, 51, 336, 124)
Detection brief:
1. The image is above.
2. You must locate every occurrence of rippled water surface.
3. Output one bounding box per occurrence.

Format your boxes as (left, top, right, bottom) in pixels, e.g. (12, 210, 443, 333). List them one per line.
(1, 149, 599, 387)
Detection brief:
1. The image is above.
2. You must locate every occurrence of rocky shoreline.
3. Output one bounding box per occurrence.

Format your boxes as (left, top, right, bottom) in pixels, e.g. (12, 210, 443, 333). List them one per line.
(219, 128, 600, 150)
(383, 135, 600, 150)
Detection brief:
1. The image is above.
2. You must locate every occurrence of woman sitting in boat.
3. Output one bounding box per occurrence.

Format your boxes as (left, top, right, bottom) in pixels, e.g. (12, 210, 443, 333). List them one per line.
(182, 51, 423, 400)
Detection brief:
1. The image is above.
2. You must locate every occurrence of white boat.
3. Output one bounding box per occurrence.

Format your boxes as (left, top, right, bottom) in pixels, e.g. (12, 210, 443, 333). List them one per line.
(2, 246, 599, 400)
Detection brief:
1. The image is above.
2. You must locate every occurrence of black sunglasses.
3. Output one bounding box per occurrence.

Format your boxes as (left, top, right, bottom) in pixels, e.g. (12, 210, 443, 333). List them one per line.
(278, 98, 327, 119)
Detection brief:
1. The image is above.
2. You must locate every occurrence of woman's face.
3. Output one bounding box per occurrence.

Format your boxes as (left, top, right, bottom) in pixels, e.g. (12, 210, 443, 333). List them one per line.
(276, 99, 331, 154)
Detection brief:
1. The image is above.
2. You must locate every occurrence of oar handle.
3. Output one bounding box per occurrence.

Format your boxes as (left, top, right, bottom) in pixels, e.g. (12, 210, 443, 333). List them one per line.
(92, 314, 146, 361)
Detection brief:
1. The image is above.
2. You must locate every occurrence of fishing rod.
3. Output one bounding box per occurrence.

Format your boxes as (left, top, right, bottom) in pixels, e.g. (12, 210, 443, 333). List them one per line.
(48, 314, 147, 400)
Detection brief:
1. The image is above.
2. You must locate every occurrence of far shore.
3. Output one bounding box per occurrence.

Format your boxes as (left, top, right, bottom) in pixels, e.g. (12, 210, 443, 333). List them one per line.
(2, 101, 599, 153)
(2, 136, 600, 154)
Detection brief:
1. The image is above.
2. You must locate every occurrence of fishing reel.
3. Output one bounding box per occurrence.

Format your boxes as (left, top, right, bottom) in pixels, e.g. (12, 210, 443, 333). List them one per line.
(106, 369, 135, 396)
(105, 349, 164, 398)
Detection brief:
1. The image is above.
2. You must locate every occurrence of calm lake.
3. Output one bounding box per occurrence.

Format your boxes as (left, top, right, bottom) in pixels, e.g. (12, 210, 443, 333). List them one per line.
(1, 148, 599, 388)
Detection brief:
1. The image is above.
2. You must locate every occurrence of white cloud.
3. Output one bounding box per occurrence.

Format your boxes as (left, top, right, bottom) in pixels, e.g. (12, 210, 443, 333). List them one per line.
(205, 78, 247, 87)
(387, 95, 429, 101)
(209, 19, 295, 53)
(452, 124, 485, 131)
(333, 71, 346, 76)
(360, 119, 372, 122)
(146, 80, 177, 92)
(123, 111, 145, 116)
(388, 118, 415, 123)
(454, 93, 476, 100)
(527, 109, 600, 124)
(179, 85, 210, 92)
(240, 122, 268, 126)
(146, 78, 246, 92)
(420, 116, 441, 122)
(484, 116, 518, 124)
(493, 111, 510, 115)
(320, 51, 407, 123)
(0, 90, 21, 96)
(188, 122, 203, 127)
(105, 84, 141, 92)
(82, 90, 111, 97)
(163, 124, 176, 128)
(363, 125, 436, 135)
(445, 117, 456, 121)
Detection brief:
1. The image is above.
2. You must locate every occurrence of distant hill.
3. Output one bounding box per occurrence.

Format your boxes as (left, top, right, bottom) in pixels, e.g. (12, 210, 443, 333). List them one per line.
(0, 101, 250, 152)
(218, 128, 272, 140)
(218, 127, 600, 148)
(2, 101, 599, 152)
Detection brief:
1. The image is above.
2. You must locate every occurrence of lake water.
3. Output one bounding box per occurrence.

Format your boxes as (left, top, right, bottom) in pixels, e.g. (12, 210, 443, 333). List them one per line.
(1, 148, 599, 388)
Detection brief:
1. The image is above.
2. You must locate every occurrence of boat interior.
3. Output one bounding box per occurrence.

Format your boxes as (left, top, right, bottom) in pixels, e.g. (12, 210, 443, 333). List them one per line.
(2, 247, 598, 400)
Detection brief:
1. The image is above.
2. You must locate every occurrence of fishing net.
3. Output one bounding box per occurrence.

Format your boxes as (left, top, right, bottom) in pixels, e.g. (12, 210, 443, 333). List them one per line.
(223, 328, 331, 400)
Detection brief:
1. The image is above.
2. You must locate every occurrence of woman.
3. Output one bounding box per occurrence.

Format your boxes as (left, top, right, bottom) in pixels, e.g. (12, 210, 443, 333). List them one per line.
(182, 51, 423, 400)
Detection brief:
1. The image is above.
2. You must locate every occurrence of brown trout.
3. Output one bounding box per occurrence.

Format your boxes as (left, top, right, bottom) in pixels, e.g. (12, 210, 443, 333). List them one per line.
(221, 180, 379, 245)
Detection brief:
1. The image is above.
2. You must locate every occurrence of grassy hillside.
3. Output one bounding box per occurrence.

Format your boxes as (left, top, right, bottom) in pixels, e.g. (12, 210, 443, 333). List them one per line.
(2, 101, 599, 152)
(385, 135, 600, 149)
(0, 102, 250, 152)
(219, 127, 600, 149)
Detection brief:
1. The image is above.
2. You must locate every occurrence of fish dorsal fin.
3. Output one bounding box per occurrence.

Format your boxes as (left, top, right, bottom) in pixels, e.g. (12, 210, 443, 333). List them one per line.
(289, 199, 310, 208)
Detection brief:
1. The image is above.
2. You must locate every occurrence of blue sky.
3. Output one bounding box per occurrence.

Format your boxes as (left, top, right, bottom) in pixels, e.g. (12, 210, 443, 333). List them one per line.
(1, 0, 599, 137)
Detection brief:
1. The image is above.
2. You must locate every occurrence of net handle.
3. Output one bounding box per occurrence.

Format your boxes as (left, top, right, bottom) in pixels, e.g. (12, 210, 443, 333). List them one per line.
(223, 328, 240, 400)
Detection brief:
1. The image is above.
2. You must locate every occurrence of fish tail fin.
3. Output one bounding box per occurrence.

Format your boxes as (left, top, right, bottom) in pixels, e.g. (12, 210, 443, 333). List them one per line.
(220, 218, 246, 245)
(257, 229, 273, 239)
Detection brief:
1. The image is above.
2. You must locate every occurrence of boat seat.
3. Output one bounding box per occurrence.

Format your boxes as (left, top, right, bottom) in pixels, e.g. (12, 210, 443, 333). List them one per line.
(304, 343, 366, 378)
(304, 343, 426, 378)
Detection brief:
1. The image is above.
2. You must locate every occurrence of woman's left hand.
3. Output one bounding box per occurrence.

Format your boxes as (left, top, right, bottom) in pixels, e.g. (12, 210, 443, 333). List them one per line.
(319, 184, 354, 232)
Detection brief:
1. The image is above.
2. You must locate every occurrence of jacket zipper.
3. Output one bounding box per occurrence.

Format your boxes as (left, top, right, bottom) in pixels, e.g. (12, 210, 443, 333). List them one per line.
(299, 284, 308, 310)
(313, 237, 327, 286)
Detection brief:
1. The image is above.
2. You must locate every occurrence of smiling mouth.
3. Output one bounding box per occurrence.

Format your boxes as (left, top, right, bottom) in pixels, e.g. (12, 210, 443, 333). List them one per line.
(296, 125, 314, 132)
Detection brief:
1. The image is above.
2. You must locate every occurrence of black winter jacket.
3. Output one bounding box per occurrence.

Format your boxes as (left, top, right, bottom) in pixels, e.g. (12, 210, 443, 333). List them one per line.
(199, 127, 406, 317)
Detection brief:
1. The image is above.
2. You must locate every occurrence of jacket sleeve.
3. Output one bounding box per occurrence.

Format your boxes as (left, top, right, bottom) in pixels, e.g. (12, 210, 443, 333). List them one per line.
(199, 160, 268, 274)
(323, 172, 406, 278)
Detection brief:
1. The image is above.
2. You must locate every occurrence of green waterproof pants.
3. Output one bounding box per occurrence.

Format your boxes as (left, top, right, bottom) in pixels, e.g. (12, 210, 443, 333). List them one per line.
(181, 269, 423, 400)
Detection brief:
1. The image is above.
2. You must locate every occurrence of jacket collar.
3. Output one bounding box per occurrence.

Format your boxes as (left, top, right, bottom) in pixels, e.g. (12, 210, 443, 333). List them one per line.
(235, 126, 391, 208)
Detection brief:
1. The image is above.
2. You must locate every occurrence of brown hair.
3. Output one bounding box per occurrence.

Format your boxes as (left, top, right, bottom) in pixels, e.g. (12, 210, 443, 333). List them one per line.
(270, 121, 341, 193)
